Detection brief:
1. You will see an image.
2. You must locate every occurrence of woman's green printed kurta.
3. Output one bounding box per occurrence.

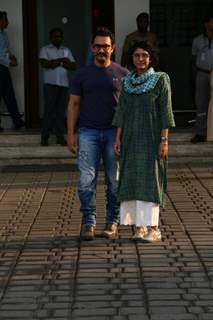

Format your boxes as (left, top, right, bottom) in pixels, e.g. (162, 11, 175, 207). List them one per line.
(112, 73, 175, 206)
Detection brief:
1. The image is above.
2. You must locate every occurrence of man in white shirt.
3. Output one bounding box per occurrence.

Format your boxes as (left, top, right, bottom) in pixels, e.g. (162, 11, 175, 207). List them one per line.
(0, 11, 25, 130)
(191, 14, 213, 143)
(39, 28, 76, 146)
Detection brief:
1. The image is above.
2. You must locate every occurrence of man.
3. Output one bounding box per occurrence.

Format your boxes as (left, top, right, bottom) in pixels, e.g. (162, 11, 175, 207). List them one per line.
(121, 12, 158, 68)
(67, 27, 128, 240)
(40, 28, 76, 146)
(0, 11, 25, 129)
(191, 14, 213, 143)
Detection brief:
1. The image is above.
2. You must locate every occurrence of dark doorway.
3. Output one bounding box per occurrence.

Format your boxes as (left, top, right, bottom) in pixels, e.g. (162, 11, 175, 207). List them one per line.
(23, 0, 39, 128)
(150, 0, 212, 126)
(92, 0, 114, 33)
(23, 0, 115, 128)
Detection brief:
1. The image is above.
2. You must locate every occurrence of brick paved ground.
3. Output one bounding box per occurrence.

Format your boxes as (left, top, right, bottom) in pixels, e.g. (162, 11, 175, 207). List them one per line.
(0, 164, 213, 320)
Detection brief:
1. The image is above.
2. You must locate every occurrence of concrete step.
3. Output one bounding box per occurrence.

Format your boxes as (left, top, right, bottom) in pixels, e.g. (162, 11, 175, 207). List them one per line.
(0, 128, 194, 145)
(0, 130, 54, 146)
(0, 129, 212, 166)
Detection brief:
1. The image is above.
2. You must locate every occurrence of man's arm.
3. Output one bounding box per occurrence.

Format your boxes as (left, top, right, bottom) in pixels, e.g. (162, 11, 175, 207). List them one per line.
(39, 58, 62, 69)
(67, 94, 81, 153)
(61, 58, 76, 70)
(40, 57, 76, 70)
(9, 54, 18, 66)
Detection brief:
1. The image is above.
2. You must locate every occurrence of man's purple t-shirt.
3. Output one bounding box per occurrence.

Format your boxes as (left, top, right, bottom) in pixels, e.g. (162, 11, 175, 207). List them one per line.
(71, 62, 128, 129)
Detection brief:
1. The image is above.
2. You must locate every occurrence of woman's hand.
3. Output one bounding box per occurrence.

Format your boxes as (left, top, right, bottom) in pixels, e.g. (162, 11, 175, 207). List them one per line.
(159, 142, 168, 159)
(114, 138, 121, 156)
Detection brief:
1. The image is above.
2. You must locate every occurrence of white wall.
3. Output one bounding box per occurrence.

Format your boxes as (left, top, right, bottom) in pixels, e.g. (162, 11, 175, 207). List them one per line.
(0, 0, 24, 127)
(114, 0, 149, 63)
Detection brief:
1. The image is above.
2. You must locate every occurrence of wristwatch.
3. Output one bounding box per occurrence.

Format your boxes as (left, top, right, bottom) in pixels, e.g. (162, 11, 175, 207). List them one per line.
(161, 136, 168, 144)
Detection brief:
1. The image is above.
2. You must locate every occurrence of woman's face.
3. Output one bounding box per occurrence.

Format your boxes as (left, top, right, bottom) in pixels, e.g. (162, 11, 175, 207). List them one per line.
(132, 48, 151, 74)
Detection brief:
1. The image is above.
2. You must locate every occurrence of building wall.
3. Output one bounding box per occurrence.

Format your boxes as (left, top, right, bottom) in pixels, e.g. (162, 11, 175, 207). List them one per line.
(0, 0, 24, 127)
(114, 0, 149, 63)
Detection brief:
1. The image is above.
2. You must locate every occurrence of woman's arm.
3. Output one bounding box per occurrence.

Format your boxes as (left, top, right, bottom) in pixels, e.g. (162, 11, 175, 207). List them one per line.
(159, 128, 169, 159)
(114, 128, 122, 155)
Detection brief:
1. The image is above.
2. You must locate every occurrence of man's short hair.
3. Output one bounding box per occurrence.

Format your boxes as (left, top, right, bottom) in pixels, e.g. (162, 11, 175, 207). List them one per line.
(203, 13, 213, 23)
(136, 12, 149, 22)
(49, 27, 63, 38)
(91, 27, 115, 44)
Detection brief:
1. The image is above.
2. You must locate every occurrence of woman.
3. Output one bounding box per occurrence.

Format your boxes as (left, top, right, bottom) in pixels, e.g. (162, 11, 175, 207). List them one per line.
(113, 41, 175, 242)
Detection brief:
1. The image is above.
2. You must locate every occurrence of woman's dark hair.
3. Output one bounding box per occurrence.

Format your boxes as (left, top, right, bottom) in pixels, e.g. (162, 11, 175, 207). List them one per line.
(129, 40, 159, 69)
(91, 27, 115, 44)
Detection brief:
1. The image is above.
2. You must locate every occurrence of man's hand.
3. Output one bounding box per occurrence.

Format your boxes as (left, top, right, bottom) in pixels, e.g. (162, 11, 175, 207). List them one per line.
(61, 58, 76, 70)
(67, 133, 77, 154)
(51, 59, 62, 68)
(9, 55, 18, 67)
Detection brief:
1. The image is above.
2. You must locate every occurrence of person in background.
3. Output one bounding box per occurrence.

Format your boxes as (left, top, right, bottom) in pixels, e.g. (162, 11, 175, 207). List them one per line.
(0, 118, 3, 131)
(121, 12, 158, 69)
(0, 11, 25, 130)
(39, 28, 76, 146)
(67, 27, 128, 241)
(0, 97, 3, 131)
(113, 41, 175, 242)
(207, 70, 213, 141)
(191, 14, 213, 143)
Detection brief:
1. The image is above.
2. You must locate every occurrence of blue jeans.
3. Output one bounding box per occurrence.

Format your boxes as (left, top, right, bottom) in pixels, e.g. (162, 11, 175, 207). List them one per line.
(77, 127, 119, 226)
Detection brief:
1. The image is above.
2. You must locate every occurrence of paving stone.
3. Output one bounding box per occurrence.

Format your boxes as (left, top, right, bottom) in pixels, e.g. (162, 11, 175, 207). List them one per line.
(0, 165, 213, 319)
(71, 317, 108, 320)
(128, 316, 149, 320)
(198, 315, 213, 320)
(119, 307, 146, 315)
(72, 308, 117, 317)
(187, 306, 204, 313)
(150, 315, 196, 320)
(0, 310, 34, 318)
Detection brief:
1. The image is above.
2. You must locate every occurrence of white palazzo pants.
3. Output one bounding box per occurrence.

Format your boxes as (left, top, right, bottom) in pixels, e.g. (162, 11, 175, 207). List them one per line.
(120, 200, 159, 227)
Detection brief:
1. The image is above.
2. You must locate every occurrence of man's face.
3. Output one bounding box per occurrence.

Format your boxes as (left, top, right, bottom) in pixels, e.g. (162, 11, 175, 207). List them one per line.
(0, 15, 8, 29)
(91, 36, 114, 66)
(205, 18, 213, 34)
(137, 17, 149, 32)
(51, 31, 63, 48)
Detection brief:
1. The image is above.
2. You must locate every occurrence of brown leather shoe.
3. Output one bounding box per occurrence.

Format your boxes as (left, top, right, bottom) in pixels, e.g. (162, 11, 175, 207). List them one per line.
(102, 223, 118, 239)
(81, 224, 95, 241)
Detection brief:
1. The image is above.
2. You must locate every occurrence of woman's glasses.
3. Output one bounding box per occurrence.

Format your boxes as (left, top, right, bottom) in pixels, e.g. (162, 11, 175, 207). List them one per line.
(132, 53, 150, 59)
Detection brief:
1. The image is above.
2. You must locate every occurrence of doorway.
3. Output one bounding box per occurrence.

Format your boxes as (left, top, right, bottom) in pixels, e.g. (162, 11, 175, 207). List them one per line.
(23, 0, 115, 127)
(36, 0, 93, 120)
(92, 0, 114, 33)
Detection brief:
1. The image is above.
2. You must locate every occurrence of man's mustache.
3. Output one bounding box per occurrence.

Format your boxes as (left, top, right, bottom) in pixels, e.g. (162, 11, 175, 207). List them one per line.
(95, 52, 107, 57)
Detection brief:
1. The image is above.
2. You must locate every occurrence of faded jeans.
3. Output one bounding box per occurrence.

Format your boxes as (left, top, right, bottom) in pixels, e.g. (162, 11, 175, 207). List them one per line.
(77, 127, 119, 226)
